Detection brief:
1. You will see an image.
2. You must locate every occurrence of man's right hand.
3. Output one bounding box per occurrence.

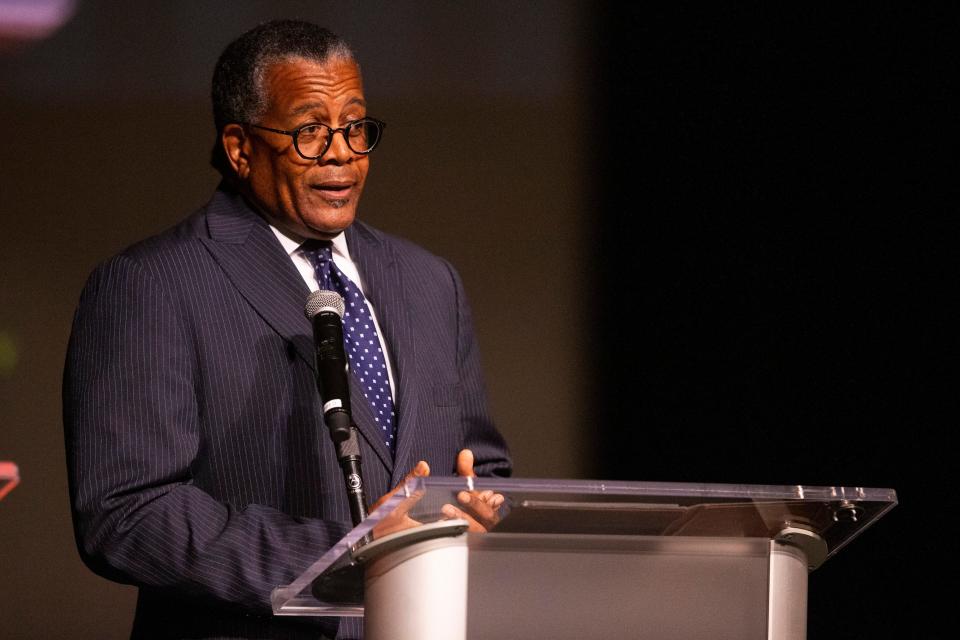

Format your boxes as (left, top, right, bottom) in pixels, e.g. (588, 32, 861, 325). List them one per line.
(369, 460, 430, 539)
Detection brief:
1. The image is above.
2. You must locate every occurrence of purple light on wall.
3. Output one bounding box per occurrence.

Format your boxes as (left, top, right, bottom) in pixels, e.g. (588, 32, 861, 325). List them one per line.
(0, 0, 75, 43)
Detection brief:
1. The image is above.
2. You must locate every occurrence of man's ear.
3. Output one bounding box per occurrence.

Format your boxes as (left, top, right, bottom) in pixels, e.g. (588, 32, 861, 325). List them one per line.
(222, 123, 251, 179)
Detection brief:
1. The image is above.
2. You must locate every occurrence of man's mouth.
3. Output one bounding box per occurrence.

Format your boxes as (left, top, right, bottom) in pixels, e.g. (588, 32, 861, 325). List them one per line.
(312, 181, 354, 199)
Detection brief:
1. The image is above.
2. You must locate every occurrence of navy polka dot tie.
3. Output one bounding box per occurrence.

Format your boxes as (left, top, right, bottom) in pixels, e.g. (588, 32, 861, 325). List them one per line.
(301, 241, 397, 454)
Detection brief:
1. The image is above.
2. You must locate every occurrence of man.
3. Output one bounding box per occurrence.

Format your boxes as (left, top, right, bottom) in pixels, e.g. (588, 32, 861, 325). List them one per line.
(63, 20, 511, 640)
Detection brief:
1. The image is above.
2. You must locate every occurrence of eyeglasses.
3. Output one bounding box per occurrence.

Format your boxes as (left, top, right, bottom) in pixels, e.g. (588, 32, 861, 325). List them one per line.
(248, 117, 385, 160)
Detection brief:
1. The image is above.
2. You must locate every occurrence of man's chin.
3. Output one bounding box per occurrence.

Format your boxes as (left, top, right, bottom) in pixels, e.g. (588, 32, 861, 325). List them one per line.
(300, 206, 357, 238)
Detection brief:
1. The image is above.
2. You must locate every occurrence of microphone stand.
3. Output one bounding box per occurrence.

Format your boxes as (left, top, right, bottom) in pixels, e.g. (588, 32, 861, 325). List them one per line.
(332, 426, 368, 526)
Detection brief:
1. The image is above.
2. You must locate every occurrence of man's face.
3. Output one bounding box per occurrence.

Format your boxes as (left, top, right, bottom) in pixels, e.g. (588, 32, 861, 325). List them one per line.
(239, 57, 369, 239)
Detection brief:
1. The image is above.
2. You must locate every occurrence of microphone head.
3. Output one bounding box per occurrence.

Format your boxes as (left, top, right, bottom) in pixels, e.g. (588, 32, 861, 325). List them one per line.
(305, 289, 346, 319)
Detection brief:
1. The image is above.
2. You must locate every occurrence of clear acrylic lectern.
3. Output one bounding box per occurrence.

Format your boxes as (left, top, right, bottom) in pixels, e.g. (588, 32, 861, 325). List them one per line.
(272, 478, 896, 640)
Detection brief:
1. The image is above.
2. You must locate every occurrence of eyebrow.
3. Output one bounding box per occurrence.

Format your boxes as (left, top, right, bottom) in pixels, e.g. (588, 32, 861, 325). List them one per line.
(290, 97, 367, 118)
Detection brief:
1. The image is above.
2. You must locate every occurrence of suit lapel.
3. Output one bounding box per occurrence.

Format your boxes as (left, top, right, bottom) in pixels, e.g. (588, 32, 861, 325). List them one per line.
(198, 191, 405, 476)
(345, 368, 393, 472)
(346, 224, 421, 482)
(198, 187, 316, 372)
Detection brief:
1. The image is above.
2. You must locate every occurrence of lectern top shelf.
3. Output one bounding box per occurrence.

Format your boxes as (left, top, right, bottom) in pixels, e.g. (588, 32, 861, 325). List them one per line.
(271, 476, 896, 617)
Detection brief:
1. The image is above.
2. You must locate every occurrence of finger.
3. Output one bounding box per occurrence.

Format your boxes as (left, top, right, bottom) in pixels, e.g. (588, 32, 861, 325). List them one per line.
(441, 504, 460, 519)
(457, 488, 505, 516)
(409, 460, 430, 480)
(370, 461, 430, 511)
(441, 504, 487, 533)
(394, 460, 430, 500)
(455, 491, 496, 522)
(456, 449, 476, 477)
(391, 461, 430, 517)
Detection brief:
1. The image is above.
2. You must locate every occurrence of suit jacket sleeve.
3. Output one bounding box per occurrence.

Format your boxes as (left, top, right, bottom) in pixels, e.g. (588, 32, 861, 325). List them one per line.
(63, 252, 349, 615)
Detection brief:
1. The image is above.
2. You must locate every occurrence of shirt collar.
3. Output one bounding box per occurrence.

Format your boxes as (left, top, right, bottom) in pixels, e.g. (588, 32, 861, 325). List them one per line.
(269, 224, 350, 260)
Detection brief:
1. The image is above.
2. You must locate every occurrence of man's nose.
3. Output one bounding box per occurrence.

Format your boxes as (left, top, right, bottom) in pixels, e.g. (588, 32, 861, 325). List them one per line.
(321, 128, 353, 164)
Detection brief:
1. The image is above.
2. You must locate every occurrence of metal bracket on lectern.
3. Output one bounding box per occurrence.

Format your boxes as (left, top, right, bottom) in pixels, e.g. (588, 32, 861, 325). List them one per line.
(351, 519, 469, 565)
(310, 519, 470, 604)
(774, 526, 828, 571)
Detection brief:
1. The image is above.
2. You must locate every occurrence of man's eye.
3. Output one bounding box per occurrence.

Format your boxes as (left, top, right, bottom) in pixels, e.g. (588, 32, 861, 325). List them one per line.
(298, 124, 323, 139)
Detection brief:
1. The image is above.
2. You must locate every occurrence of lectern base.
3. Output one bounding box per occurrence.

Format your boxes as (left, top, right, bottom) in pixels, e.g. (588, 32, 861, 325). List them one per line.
(362, 532, 809, 640)
(365, 535, 469, 640)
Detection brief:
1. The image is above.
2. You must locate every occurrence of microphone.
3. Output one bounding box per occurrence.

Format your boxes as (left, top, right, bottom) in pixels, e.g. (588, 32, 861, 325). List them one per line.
(305, 290, 352, 442)
(305, 289, 368, 525)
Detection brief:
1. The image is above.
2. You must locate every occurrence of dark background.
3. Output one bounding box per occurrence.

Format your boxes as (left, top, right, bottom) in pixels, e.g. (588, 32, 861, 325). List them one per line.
(596, 5, 952, 638)
(0, 2, 950, 638)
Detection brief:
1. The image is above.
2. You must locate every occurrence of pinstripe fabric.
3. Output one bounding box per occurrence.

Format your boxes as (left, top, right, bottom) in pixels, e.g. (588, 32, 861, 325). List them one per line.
(63, 184, 511, 639)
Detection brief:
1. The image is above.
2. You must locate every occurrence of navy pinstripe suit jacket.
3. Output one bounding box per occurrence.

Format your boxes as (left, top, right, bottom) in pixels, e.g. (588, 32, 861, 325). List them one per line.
(63, 185, 512, 639)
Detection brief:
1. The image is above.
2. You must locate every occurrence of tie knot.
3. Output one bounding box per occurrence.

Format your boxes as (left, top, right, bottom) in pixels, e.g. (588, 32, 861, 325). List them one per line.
(300, 240, 335, 291)
(300, 239, 333, 261)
